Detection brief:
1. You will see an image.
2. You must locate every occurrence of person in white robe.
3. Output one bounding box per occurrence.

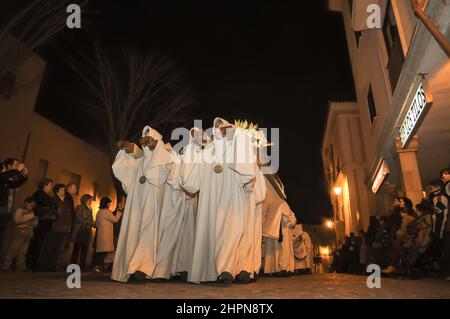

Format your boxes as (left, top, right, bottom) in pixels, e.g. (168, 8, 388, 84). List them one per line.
(249, 168, 266, 281)
(153, 136, 200, 281)
(111, 126, 173, 283)
(180, 117, 257, 284)
(263, 201, 297, 276)
(292, 224, 313, 274)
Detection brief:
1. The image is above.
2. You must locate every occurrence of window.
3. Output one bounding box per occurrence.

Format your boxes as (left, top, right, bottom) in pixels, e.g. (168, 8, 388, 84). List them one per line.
(367, 85, 377, 124)
(60, 169, 81, 195)
(355, 31, 362, 48)
(383, 1, 405, 92)
(37, 159, 49, 180)
(92, 181, 99, 201)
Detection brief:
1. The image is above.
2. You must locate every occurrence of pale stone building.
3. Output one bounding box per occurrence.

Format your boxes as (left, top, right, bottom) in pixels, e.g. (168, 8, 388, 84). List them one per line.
(0, 42, 116, 215)
(323, 0, 450, 242)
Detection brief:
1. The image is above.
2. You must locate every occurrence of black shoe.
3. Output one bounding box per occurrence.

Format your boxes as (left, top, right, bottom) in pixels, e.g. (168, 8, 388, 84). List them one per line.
(129, 271, 148, 283)
(235, 271, 251, 284)
(218, 272, 233, 284)
(280, 270, 289, 277)
(179, 271, 188, 282)
(250, 271, 258, 283)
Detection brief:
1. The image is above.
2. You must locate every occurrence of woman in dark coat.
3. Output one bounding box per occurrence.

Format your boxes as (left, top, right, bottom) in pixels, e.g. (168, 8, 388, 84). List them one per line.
(71, 194, 94, 271)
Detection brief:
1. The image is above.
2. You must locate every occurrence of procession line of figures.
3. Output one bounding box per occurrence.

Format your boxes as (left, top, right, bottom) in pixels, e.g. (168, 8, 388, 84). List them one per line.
(111, 117, 313, 284)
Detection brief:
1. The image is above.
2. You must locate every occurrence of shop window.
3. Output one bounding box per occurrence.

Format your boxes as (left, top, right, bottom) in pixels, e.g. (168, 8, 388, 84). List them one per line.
(383, 1, 405, 93)
(367, 85, 377, 124)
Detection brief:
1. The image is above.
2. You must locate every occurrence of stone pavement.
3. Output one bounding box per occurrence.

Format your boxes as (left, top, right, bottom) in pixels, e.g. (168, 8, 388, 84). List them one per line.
(0, 272, 449, 299)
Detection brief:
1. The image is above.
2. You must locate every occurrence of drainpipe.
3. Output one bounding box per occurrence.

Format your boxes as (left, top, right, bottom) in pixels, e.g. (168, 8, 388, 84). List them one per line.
(411, 0, 450, 58)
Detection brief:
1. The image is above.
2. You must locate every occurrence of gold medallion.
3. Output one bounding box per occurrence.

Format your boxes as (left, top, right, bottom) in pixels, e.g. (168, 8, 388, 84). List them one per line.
(139, 175, 147, 184)
(214, 164, 223, 174)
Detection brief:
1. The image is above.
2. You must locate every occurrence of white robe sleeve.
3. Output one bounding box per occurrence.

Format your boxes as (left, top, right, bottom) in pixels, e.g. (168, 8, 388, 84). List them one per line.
(144, 141, 173, 188)
(166, 154, 183, 190)
(112, 146, 141, 194)
(180, 143, 201, 194)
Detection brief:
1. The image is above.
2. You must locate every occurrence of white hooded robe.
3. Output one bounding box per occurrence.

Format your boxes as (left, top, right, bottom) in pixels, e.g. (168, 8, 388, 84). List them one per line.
(111, 126, 172, 282)
(263, 202, 297, 274)
(180, 118, 256, 283)
(153, 144, 196, 279)
(293, 224, 313, 271)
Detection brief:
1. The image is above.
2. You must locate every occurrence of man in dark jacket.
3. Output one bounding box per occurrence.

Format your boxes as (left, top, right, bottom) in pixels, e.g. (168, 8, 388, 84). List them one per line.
(39, 184, 74, 271)
(0, 159, 28, 251)
(26, 178, 56, 271)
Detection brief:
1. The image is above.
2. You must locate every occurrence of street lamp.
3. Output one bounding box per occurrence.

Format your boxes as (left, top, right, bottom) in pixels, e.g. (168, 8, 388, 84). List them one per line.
(333, 186, 342, 196)
(325, 220, 334, 229)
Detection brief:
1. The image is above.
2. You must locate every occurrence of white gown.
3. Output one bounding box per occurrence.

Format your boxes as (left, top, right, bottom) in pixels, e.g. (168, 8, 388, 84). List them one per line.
(180, 119, 256, 283)
(153, 148, 196, 279)
(263, 202, 297, 274)
(293, 224, 313, 271)
(237, 166, 266, 277)
(111, 127, 172, 282)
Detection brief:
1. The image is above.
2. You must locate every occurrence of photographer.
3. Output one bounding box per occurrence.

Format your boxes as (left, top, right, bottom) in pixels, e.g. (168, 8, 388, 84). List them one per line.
(0, 158, 29, 250)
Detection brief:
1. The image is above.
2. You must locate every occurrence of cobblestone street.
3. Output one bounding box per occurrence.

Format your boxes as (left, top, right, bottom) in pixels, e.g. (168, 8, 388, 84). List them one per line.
(0, 272, 449, 299)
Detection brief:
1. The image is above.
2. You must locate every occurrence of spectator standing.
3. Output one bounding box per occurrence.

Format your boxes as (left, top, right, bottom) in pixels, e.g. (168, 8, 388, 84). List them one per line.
(377, 216, 392, 268)
(358, 229, 368, 273)
(39, 184, 74, 271)
(26, 178, 56, 271)
(389, 197, 403, 241)
(66, 183, 79, 208)
(93, 197, 122, 272)
(382, 207, 416, 275)
(1, 197, 37, 271)
(347, 232, 360, 274)
(436, 168, 449, 280)
(71, 194, 94, 271)
(0, 159, 28, 250)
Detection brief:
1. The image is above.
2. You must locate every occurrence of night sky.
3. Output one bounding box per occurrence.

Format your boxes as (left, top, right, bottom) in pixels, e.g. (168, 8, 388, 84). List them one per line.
(33, 0, 355, 224)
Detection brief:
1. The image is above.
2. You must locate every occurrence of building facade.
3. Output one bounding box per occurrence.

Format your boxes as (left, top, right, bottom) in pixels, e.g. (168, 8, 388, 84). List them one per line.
(323, 0, 450, 242)
(0, 46, 116, 215)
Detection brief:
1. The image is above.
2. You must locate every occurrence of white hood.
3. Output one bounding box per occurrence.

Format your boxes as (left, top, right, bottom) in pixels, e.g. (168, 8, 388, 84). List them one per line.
(213, 117, 234, 140)
(142, 125, 163, 141)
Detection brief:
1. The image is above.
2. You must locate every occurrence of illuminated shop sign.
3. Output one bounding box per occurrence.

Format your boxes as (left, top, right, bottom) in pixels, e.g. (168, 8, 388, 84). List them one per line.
(371, 160, 390, 193)
(399, 83, 432, 148)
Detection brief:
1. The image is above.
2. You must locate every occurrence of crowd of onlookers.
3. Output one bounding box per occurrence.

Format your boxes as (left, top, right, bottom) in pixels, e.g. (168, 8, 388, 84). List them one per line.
(331, 168, 450, 280)
(0, 157, 123, 273)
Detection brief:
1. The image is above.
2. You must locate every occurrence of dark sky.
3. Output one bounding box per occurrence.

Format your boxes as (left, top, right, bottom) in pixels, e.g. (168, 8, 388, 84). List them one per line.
(33, 0, 355, 224)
